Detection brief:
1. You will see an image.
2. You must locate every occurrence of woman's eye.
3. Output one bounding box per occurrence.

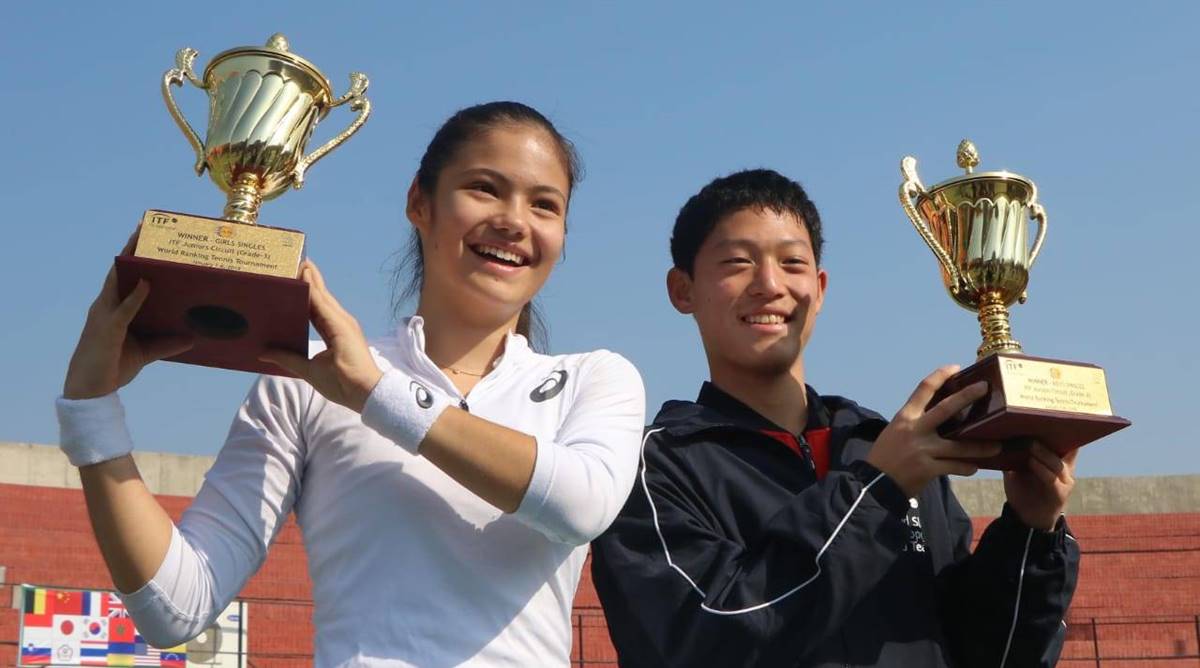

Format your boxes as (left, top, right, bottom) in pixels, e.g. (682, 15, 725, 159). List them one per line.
(533, 199, 562, 214)
(468, 181, 497, 195)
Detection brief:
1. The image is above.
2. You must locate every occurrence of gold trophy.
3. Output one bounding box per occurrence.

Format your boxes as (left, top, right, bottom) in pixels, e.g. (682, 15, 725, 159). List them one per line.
(899, 140, 1129, 469)
(115, 34, 370, 374)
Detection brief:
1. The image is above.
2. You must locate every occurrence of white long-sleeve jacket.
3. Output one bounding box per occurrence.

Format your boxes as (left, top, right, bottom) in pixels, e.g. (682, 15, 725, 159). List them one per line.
(58, 317, 646, 667)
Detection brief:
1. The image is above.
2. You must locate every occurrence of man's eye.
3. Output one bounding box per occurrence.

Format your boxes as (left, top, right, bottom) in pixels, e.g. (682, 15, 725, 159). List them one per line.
(723, 257, 752, 265)
(468, 181, 497, 195)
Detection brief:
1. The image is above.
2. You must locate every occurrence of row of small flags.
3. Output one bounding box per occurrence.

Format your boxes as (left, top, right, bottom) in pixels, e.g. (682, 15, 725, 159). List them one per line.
(19, 586, 185, 667)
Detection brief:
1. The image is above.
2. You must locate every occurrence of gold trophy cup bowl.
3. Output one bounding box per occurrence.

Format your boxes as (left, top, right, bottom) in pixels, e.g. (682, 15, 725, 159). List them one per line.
(115, 34, 370, 375)
(899, 141, 1128, 469)
(164, 33, 370, 224)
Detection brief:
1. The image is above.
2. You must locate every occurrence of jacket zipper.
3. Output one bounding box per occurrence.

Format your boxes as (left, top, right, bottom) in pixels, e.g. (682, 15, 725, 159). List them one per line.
(796, 435, 817, 474)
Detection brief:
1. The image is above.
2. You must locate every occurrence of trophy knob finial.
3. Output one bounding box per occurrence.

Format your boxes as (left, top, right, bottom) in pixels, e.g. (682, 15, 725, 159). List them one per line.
(956, 139, 980, 175)
(266, 33, 290, 52)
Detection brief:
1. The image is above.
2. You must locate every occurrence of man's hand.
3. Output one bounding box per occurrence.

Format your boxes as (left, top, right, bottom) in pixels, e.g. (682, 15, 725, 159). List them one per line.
(1004, 444, 1076, 530)
(866, 365, 1002, 497)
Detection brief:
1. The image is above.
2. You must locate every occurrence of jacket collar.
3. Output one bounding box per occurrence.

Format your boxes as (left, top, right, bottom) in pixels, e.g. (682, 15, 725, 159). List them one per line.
(698, 381, 830, 434)
(387, 316, 532, 394)
(653, 380, 886, 440)
(401, 315, 530, 363)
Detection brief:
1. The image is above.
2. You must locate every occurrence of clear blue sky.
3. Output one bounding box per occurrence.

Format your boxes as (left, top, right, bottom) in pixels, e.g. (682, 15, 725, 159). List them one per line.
(2, 2, 1195, 477)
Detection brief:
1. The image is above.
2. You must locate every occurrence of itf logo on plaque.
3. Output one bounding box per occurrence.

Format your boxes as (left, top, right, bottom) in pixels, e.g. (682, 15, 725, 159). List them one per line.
(14, 585, 247, 667)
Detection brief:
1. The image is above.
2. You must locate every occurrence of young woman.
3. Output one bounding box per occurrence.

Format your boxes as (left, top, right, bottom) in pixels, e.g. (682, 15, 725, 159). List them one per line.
(58, 102, 646, 667)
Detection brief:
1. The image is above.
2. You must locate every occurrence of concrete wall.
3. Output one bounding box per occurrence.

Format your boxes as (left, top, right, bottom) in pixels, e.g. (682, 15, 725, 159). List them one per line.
(952, 475, 1200, 517)
(0, 442, 212, 497)
(4, 441, 1196, 516)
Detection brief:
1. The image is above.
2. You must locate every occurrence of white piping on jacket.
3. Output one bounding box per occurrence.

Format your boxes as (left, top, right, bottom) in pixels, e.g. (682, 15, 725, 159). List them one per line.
(999, 527, 1035, 667)
(639, 427, 886, 615)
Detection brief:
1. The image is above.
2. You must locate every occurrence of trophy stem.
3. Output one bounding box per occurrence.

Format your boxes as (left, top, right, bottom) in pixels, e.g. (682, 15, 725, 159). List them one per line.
(223, 173, 263, 225)
(977, 291, 1022, 358)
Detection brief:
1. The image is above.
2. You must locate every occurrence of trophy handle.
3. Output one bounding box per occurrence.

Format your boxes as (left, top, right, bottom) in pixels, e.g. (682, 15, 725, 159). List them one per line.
(1018, 201, 1049, 304)
(161, 47, 208, 176)
(899, 156, 964, 295)
(292, 72, 371, 189)
(1027, 202, 1048, 269)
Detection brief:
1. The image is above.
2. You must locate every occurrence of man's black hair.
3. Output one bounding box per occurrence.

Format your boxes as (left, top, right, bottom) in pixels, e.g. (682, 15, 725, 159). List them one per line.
(670, 169, 824, 274)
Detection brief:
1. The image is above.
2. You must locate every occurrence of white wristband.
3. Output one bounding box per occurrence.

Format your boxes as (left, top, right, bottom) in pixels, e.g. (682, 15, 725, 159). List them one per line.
(361, 369, 454, 454)
(56, 393, 135, 467)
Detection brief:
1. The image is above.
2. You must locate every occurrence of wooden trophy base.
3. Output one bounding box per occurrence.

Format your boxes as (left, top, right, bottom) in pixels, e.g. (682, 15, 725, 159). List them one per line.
(115, 255, 308, 376)
(931, 353, 1131, 470)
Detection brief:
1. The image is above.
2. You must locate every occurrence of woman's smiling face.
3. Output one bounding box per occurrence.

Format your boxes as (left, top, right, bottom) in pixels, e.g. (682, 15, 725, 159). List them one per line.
(409, 123, 570, 327)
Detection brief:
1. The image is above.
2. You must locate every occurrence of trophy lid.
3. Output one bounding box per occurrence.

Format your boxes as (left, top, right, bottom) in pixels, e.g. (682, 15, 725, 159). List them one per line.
(203, 33, 333, 103)
(923, 139, 1035, 194)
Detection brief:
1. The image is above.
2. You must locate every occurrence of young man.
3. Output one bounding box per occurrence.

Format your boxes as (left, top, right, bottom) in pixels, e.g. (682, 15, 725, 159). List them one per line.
(591, 170, 1079, 667)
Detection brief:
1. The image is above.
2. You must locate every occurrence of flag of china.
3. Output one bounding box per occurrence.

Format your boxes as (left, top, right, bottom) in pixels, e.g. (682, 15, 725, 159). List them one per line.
(51, 590, 84, 615)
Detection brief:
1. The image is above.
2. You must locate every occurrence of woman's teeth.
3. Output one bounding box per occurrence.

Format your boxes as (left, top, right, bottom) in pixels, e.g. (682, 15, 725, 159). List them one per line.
(475, 245, 526, 266)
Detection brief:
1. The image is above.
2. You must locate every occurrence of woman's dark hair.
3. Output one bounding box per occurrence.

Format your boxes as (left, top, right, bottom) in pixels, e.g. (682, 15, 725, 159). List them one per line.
(393, 102, 582, 352)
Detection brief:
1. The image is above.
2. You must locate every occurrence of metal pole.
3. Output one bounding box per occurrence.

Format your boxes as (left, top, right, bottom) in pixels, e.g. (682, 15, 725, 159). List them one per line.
(576, 613, 584, 667)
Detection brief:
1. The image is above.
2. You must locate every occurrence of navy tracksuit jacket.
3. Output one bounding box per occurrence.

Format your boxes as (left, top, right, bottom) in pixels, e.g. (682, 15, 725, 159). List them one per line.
(591, 382, 1079, 667)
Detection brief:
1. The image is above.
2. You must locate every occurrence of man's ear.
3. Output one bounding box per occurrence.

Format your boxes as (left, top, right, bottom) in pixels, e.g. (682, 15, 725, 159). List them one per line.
(814, 267, 828, 316)
(406, 177, 430, 235)
(666, 267, 695, 314)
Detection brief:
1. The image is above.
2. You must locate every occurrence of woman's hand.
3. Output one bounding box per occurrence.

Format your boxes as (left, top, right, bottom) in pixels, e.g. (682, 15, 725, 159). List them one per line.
(63, 233, 195, 400)
(260, 259, 383, 412)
